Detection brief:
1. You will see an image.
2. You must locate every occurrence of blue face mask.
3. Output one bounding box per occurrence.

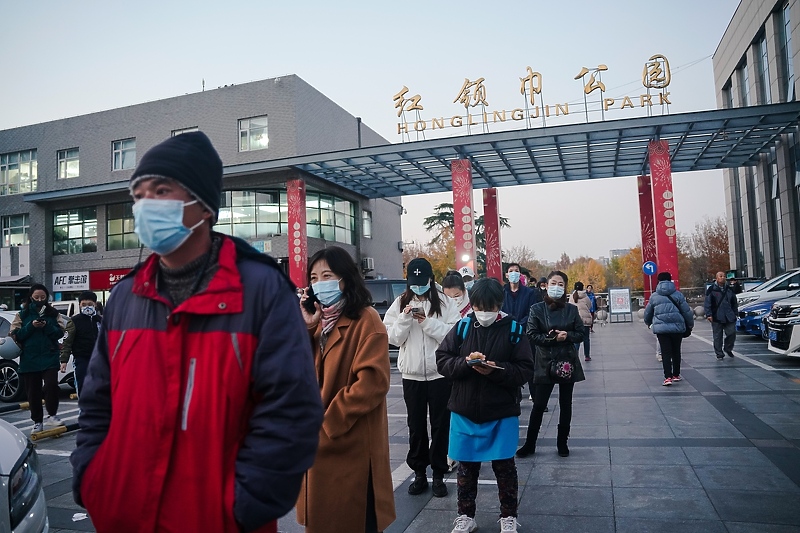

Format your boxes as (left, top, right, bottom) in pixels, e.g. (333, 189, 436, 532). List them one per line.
(464, 280, 474, 290)
(508, 271, 521, 284)
(312, 279, 343, 307)
(410, 284, 430, 296)
(133, 199, 204, 256)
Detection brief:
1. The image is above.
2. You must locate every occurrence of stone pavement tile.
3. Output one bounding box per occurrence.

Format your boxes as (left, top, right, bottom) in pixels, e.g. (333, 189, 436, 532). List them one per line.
(730, 394, 800, 412)
(725, 522, 800, 533)
(517, 485, 613, 517)
(612, 488, 719, 520)
(44, 478, 73, 501)
(48, 506, 95, 532)
(615, 517, 727, 533)
(611, 464, 702, 488)
(670, 422, 745, 439)
(517, 514, 616, 533)
(527, 463, 611, 487)
(526, 446, 610, 465)
(610, 446, 689, 465)
(682, 446, 773, 466)
(763, 423, 800, 439)
(566, 425, 609, 439)
(608, 424, 675, 439)
(694, 465, 800, 492)
(706, 490, 800, 526)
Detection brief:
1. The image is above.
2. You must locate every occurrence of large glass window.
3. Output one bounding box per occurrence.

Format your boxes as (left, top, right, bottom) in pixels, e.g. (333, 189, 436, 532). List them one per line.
(758, 35, 772, 104)
(769, 159, 786, 272)
(1, 214, 29, 247)
(730, 168, 747, 273)
(0, 150, 37, 196)
(781, 2, 795, 101)
(737, 61, 750, 107)
(53, 207, 97, 255)
(722, 83, 734, 109)
(57, 148, 80, 179)
(750, 168, 766, 277)
(216, 189, 355, 244)
(238, 116, 269, 151)
(106, 202, 139, 250)
(112, 139, 136, 170)
(362, 210, 372, 238)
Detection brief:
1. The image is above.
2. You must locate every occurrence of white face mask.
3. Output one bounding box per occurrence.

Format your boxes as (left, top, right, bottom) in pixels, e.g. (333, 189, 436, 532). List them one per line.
(474, 311, 498, 327)
(547, 285, 565, 299)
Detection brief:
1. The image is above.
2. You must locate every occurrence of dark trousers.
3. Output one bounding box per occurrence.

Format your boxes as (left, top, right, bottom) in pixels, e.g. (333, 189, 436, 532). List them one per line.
(657, 333, 683, 378)
(574, 333, 591, 358)
(22, 369, 59, 423)
(402, 378, 451, 477)
(528, 382, 574, 433)
(74, 356, 89, 397)
(711, 321, 736, 357)
(457, 458, 518, 518)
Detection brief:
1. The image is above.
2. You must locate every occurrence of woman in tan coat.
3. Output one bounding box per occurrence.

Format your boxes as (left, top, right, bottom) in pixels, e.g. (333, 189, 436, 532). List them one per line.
(570, 281, 594, 361)
(297, 246, 396, 533)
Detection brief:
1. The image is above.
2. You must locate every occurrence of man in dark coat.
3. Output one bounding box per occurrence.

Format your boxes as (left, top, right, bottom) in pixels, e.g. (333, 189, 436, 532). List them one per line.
(704, 271, 739, 359)
(60, 291, 102, 396)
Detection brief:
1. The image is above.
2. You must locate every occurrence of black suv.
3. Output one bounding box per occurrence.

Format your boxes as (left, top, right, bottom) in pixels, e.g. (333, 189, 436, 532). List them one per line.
(365, 279, 407, 320)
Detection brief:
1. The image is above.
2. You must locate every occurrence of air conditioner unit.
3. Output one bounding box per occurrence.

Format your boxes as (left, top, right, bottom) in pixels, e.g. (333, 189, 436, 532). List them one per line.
(362, 257, 375, 271)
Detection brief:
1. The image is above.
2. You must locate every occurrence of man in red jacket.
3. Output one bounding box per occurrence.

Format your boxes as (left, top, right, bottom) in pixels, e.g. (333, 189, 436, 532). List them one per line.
(71, 132, 322, 533)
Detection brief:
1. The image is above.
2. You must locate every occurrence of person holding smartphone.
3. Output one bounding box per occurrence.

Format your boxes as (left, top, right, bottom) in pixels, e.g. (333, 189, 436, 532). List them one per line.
(384, 258, 460, 498)
(10, 284, 68, 433)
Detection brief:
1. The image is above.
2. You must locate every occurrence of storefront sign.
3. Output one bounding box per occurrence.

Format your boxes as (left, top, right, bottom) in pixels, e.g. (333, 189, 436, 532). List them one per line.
(250, 240, 272, 254)
(53, 272, 89, 292)
(89, 269, 131, 291)
(394, 54, 671, 134)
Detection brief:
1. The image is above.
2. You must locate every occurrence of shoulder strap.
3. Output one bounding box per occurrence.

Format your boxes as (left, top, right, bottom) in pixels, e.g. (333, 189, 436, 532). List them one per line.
(456, 316, 472, 345)
(509, 319, 523, 345)
(664, 293, 688, 325)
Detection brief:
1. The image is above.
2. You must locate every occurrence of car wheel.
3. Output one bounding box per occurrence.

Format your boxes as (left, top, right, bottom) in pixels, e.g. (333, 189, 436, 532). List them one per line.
(0, 360, 25, 403)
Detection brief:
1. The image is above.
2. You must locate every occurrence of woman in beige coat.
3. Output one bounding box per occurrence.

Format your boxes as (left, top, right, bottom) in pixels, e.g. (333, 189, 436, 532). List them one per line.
(297, 246, 395, 533)
(571, 281, 594, 361)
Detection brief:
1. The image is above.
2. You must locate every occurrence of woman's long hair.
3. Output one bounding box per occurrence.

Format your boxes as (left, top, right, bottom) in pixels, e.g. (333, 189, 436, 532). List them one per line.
(572, 281, 584, 303)
(544, 270, 569, 310)
(307, 247, 372, 320)
(23, 283, 59, 318)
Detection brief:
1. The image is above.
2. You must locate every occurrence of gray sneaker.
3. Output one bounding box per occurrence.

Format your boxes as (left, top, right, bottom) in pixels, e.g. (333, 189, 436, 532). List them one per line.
(32, 422, 44, 433)
(45, 415, 63, 427)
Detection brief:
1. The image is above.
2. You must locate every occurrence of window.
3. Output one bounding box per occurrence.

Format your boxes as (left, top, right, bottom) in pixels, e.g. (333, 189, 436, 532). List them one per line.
(112, 139, 136, 170)
(730, 168, 747, 273)
(0, 149, 37, 196)
(722, 82, 734, 109)
(57, 148, 80, 179)
(362, 210, 372, 238)
(1, 214, 29, 246)
(769, 158, 786, 272)
(106, 202, 139, 250)
(172, 127, 199, 136)
(737, 61, 750, 107)
(780, 2, 795, 101)
(757, 35, 772, 104)
(749, 168, 766, 277)
(238, 116, 269, 151)
(52, 207, 97, 255)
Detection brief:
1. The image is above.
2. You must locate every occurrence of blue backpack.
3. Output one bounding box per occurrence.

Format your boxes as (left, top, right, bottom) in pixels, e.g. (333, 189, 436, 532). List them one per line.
(455, 315, 524, 347)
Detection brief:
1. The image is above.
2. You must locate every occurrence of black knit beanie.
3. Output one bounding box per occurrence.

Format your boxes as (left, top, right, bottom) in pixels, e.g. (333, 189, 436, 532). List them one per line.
(130, 131, 223, 223)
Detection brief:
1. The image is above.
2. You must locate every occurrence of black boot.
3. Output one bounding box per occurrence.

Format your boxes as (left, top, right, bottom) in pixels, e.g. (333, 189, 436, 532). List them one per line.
(516, 426, 539, 457)
(557, 424, 570, 457)
(408, 472, 428, 495)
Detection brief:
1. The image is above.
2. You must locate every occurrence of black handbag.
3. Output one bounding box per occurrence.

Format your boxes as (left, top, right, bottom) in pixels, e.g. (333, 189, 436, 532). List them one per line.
(543, 308, 576, 382)
(665, 294, 692, 338)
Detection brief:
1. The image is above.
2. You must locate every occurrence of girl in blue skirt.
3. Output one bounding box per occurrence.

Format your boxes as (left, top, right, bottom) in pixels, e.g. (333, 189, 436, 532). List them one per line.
(436, 278, 535, 533)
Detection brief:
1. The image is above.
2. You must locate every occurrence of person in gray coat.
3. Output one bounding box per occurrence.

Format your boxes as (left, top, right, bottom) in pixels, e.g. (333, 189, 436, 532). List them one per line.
(704, 271, 739, 360)
(643, 272, 694, 386)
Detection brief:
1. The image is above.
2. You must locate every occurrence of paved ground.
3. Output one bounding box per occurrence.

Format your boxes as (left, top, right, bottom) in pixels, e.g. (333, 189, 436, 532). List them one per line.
(4, 318, 800, 532)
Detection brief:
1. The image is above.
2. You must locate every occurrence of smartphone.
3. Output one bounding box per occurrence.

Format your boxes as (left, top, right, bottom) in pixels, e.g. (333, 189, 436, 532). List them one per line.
(544, 330, 558, 341)
(411, 307, 425, 318)
(302, 287, 319, 314)
(467, 358, 504, 370)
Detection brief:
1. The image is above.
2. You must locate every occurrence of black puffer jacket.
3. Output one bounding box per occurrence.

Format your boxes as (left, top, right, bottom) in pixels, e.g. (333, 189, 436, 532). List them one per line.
(526, 301, 586, 384)
(436, 314, 535, 423)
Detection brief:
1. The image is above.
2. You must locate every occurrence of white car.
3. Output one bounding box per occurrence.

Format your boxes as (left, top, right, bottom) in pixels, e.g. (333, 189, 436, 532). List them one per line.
(737, 268, 800, 307)
(0, 419, 49, 532)
(0, 311, 75, 403)
(765, 295, 800, 358)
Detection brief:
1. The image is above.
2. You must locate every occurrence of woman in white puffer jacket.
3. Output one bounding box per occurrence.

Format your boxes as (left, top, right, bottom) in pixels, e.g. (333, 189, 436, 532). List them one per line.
(570, 281, 594, 361)
(383, 258, 460, 497)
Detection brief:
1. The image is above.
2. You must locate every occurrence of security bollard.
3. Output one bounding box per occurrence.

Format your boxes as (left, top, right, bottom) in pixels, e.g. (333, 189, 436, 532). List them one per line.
(30, 422, 79, 442)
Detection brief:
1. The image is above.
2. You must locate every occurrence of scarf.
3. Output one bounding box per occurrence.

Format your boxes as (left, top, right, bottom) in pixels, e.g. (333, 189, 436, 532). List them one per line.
(320, 298, 346, 335)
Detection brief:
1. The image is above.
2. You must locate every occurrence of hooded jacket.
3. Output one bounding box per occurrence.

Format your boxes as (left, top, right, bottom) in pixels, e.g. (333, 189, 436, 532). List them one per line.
(384, 291, 460, 381)
(70, 235, 323, 533)
(644, 280, 695, 334)
(436, 313, 535, 423)
(570, 290, 593, 327)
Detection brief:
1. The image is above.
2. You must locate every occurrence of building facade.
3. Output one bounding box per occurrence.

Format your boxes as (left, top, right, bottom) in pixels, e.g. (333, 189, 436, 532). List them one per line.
(0, 75, 403, 307)
(714, 0, 800, 278)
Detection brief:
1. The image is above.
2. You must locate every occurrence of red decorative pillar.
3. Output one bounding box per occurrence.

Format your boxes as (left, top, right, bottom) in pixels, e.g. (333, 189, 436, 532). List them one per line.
(482, 188, 502, 281)
(286, 178, 307, 288)
(451, 159, 476, 273)
(638, 175, 657, 302)
(648, 141, 680, 288)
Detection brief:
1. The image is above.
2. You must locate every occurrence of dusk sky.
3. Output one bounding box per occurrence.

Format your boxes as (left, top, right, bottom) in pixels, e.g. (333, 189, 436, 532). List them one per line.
(0, 0, 740, 262)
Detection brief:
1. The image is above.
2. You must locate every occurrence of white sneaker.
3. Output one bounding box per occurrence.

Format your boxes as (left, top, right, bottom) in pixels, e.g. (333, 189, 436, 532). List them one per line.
(499, 516, 519, 532)
(452, 514, 478, 533)
(45, 415, 63, 427)
(656, 353, 662, 362)
(32, 422, 44, 433)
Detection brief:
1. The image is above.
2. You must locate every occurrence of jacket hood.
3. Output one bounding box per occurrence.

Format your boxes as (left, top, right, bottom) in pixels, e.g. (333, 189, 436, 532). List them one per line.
(656, 280, 677, 296)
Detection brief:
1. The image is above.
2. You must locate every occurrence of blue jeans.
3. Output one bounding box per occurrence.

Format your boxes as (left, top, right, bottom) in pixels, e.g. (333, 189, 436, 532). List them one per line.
(574, 333, 590, 358)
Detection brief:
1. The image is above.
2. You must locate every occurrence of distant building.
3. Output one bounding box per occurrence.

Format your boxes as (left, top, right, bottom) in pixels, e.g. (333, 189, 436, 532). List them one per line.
(0, 75, 403, 307)
(597, 256, 610, 267)
(610, 249, 631, 259)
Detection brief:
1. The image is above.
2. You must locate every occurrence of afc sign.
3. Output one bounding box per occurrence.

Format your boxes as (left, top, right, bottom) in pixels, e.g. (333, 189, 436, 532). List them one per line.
(52, 271, 89, 292)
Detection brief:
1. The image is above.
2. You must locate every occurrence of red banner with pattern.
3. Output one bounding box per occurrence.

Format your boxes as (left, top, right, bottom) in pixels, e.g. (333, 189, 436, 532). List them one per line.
(638, 175, 657, 301)
(482, 188, 502, 281)
(286, 179, 307, 288)
(451, 159, 476, 273)
(648, 141, 680, 288)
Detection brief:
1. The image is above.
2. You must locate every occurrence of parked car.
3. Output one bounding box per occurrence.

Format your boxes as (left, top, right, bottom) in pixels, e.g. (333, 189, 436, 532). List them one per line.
(365, 279, 407, 320)
(51, 300, 79, 317)
(0, 310, 75, 403)
(765, 294, 800, 358)
(737, 268, 800, 307)
(0, 419, 49, 532)
(736, 289, 800, 338)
